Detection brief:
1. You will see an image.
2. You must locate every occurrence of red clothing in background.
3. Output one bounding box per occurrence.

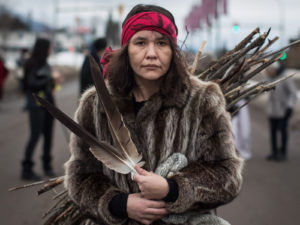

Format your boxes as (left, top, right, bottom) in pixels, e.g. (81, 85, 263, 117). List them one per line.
(0, 59, 9, 99)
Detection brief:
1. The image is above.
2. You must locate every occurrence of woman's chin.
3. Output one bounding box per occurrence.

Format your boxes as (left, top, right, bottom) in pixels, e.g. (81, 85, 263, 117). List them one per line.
(135, 72, 165, 81)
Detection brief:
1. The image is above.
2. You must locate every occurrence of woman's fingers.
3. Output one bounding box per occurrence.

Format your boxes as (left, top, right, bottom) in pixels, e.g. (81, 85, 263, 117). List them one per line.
(127, 193, 168, 221)
(135, 165, 149, 175)
(147, 200, 166, 208)
(133, 168, 169, 200)
(132, 172, 141, 182)
(146, 207, 168, 215)
(140, 207, 167, 224)
(133, 166, 146, 183)
(142, 201, 168, 219)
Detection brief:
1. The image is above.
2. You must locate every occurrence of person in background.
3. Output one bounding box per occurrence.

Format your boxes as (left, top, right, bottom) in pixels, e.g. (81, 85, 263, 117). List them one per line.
(64, 4, 243, 225)
(230, 99, 252, 160)
(21, 38, 63, 180)
(265, 61, 297, 161)
(0, 52, 9, 101)
(79, 37, 107, 94)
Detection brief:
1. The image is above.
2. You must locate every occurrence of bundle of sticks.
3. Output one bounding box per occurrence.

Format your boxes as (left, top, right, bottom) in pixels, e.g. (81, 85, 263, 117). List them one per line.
(190, 27, 299, 114)
(9, 28, 300, 225)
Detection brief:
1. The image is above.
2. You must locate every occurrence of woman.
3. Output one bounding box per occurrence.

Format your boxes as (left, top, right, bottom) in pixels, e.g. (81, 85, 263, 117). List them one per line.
(21, 38, 61, 180)
(65, 4, 243, 225)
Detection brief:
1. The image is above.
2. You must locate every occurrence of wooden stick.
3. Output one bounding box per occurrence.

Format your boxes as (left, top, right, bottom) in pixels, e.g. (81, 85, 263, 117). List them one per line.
(264, 73, 296, 89)
(225, 53, 282, 94)
(52, 189, 68, 200)
(180, 26, 190, 50)
(242, 54, 283, 83)
(198, 50, 240, 80)
(44, 201, 71, 225)
(43, 193, 69, 219)
(220, 58, 246, 86)
(224, 86, 243, 98)
(65, 210, 85, 225)
(227, 86, 264, 109)
(257, 39, 300, 60)
(223, 27, 260, 58)
(226, 73, 295, 109)
(226, 81, 264, 106)
(248, 36, 279, 62)
(190, 40, 207, 74)
(208, 32, 268, 81)
(230, 92, 261, 116)
(8, 176, 65, 192)
(38, 177, 64, 195)
(53, 205, 73, 223)
(200, 27, 260, 82)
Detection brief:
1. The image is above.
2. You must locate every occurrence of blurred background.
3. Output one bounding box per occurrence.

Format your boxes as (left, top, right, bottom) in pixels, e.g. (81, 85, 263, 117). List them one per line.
(0, 0, 300, 225)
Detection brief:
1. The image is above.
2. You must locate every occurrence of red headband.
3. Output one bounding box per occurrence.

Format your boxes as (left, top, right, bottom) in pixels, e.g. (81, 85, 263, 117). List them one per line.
(121, 11, 177, 46)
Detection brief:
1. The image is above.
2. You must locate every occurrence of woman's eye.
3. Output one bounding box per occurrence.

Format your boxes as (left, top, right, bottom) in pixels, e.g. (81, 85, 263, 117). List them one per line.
(157, 41, 168, 46)
(135, 41, 145, 46)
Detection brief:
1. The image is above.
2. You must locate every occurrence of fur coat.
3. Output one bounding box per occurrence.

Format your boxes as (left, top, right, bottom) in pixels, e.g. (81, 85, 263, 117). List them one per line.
(64, 76, 244, 225)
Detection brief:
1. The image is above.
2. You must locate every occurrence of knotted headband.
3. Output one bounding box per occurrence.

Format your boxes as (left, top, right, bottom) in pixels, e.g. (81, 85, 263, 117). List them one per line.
(121, 11, 177, 46)
(101, 11, 177, 78)
(100, 46, 113, 79)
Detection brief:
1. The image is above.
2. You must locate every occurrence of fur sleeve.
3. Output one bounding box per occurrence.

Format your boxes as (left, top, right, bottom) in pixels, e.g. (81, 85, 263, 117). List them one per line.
(166, 82, 244, 213)
(64, 88, 126, 225)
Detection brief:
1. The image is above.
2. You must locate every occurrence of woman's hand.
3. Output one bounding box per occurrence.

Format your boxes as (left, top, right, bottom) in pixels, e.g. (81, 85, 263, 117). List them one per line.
(127, 193, 168, 225)
(133, 165, 169, 200)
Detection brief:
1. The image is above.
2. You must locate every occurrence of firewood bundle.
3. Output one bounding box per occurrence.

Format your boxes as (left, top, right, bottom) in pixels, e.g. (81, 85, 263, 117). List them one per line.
(9, 28, 299, 225)
(190, 27, 299, 114)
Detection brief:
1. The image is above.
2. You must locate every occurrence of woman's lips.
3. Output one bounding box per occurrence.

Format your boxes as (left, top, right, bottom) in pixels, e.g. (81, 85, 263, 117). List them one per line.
(143, 65, 160, 70)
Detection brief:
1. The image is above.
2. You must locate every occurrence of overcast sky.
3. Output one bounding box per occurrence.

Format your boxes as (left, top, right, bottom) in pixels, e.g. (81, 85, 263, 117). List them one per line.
(1, 0, 300, 50)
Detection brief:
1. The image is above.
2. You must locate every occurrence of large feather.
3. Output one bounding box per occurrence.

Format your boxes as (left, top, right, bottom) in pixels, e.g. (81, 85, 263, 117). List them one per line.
(88, 55, 144, 175)
(34, 95, 141, 174)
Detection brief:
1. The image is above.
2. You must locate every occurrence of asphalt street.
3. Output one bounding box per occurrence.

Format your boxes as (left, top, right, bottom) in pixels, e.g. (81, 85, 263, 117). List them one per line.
(0, 78, 299, 225)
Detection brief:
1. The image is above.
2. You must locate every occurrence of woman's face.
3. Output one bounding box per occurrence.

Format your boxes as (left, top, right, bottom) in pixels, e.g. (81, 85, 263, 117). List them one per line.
(128, 30, 172, 83)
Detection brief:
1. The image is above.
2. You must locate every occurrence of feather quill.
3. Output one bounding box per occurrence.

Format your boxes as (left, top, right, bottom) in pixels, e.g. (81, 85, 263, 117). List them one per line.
(34, 95, 142, 175)
(88, 55, 144, 176)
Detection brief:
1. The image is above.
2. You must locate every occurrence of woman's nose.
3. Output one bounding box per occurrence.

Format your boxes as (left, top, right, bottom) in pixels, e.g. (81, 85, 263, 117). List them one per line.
(145, 43, 157, 59)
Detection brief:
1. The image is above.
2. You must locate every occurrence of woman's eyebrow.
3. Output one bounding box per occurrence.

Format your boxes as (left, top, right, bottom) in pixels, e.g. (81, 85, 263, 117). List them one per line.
(131, 36, 168, 43)
(156, 36, 168, 41)
(132, 36, 147, 41)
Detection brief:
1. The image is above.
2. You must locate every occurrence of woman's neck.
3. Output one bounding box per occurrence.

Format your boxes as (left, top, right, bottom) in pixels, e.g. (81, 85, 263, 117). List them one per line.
(133, 78, 161, 102)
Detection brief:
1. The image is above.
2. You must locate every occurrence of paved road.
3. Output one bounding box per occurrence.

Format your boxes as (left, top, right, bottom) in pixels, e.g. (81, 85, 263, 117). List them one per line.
(0, 79, 299, 225)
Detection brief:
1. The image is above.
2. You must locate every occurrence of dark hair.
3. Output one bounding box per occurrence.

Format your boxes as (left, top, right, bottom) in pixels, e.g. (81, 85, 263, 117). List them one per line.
(107, 4, 188, 97)
(28, 38, 51, 67)
(22, 38, 51, 92)
(92, 38, 107, 52)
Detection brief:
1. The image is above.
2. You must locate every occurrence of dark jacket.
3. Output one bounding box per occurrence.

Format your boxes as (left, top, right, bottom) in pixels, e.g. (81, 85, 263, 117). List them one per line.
(80, 51, 102, 94)
(25, 63, 54, 108)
